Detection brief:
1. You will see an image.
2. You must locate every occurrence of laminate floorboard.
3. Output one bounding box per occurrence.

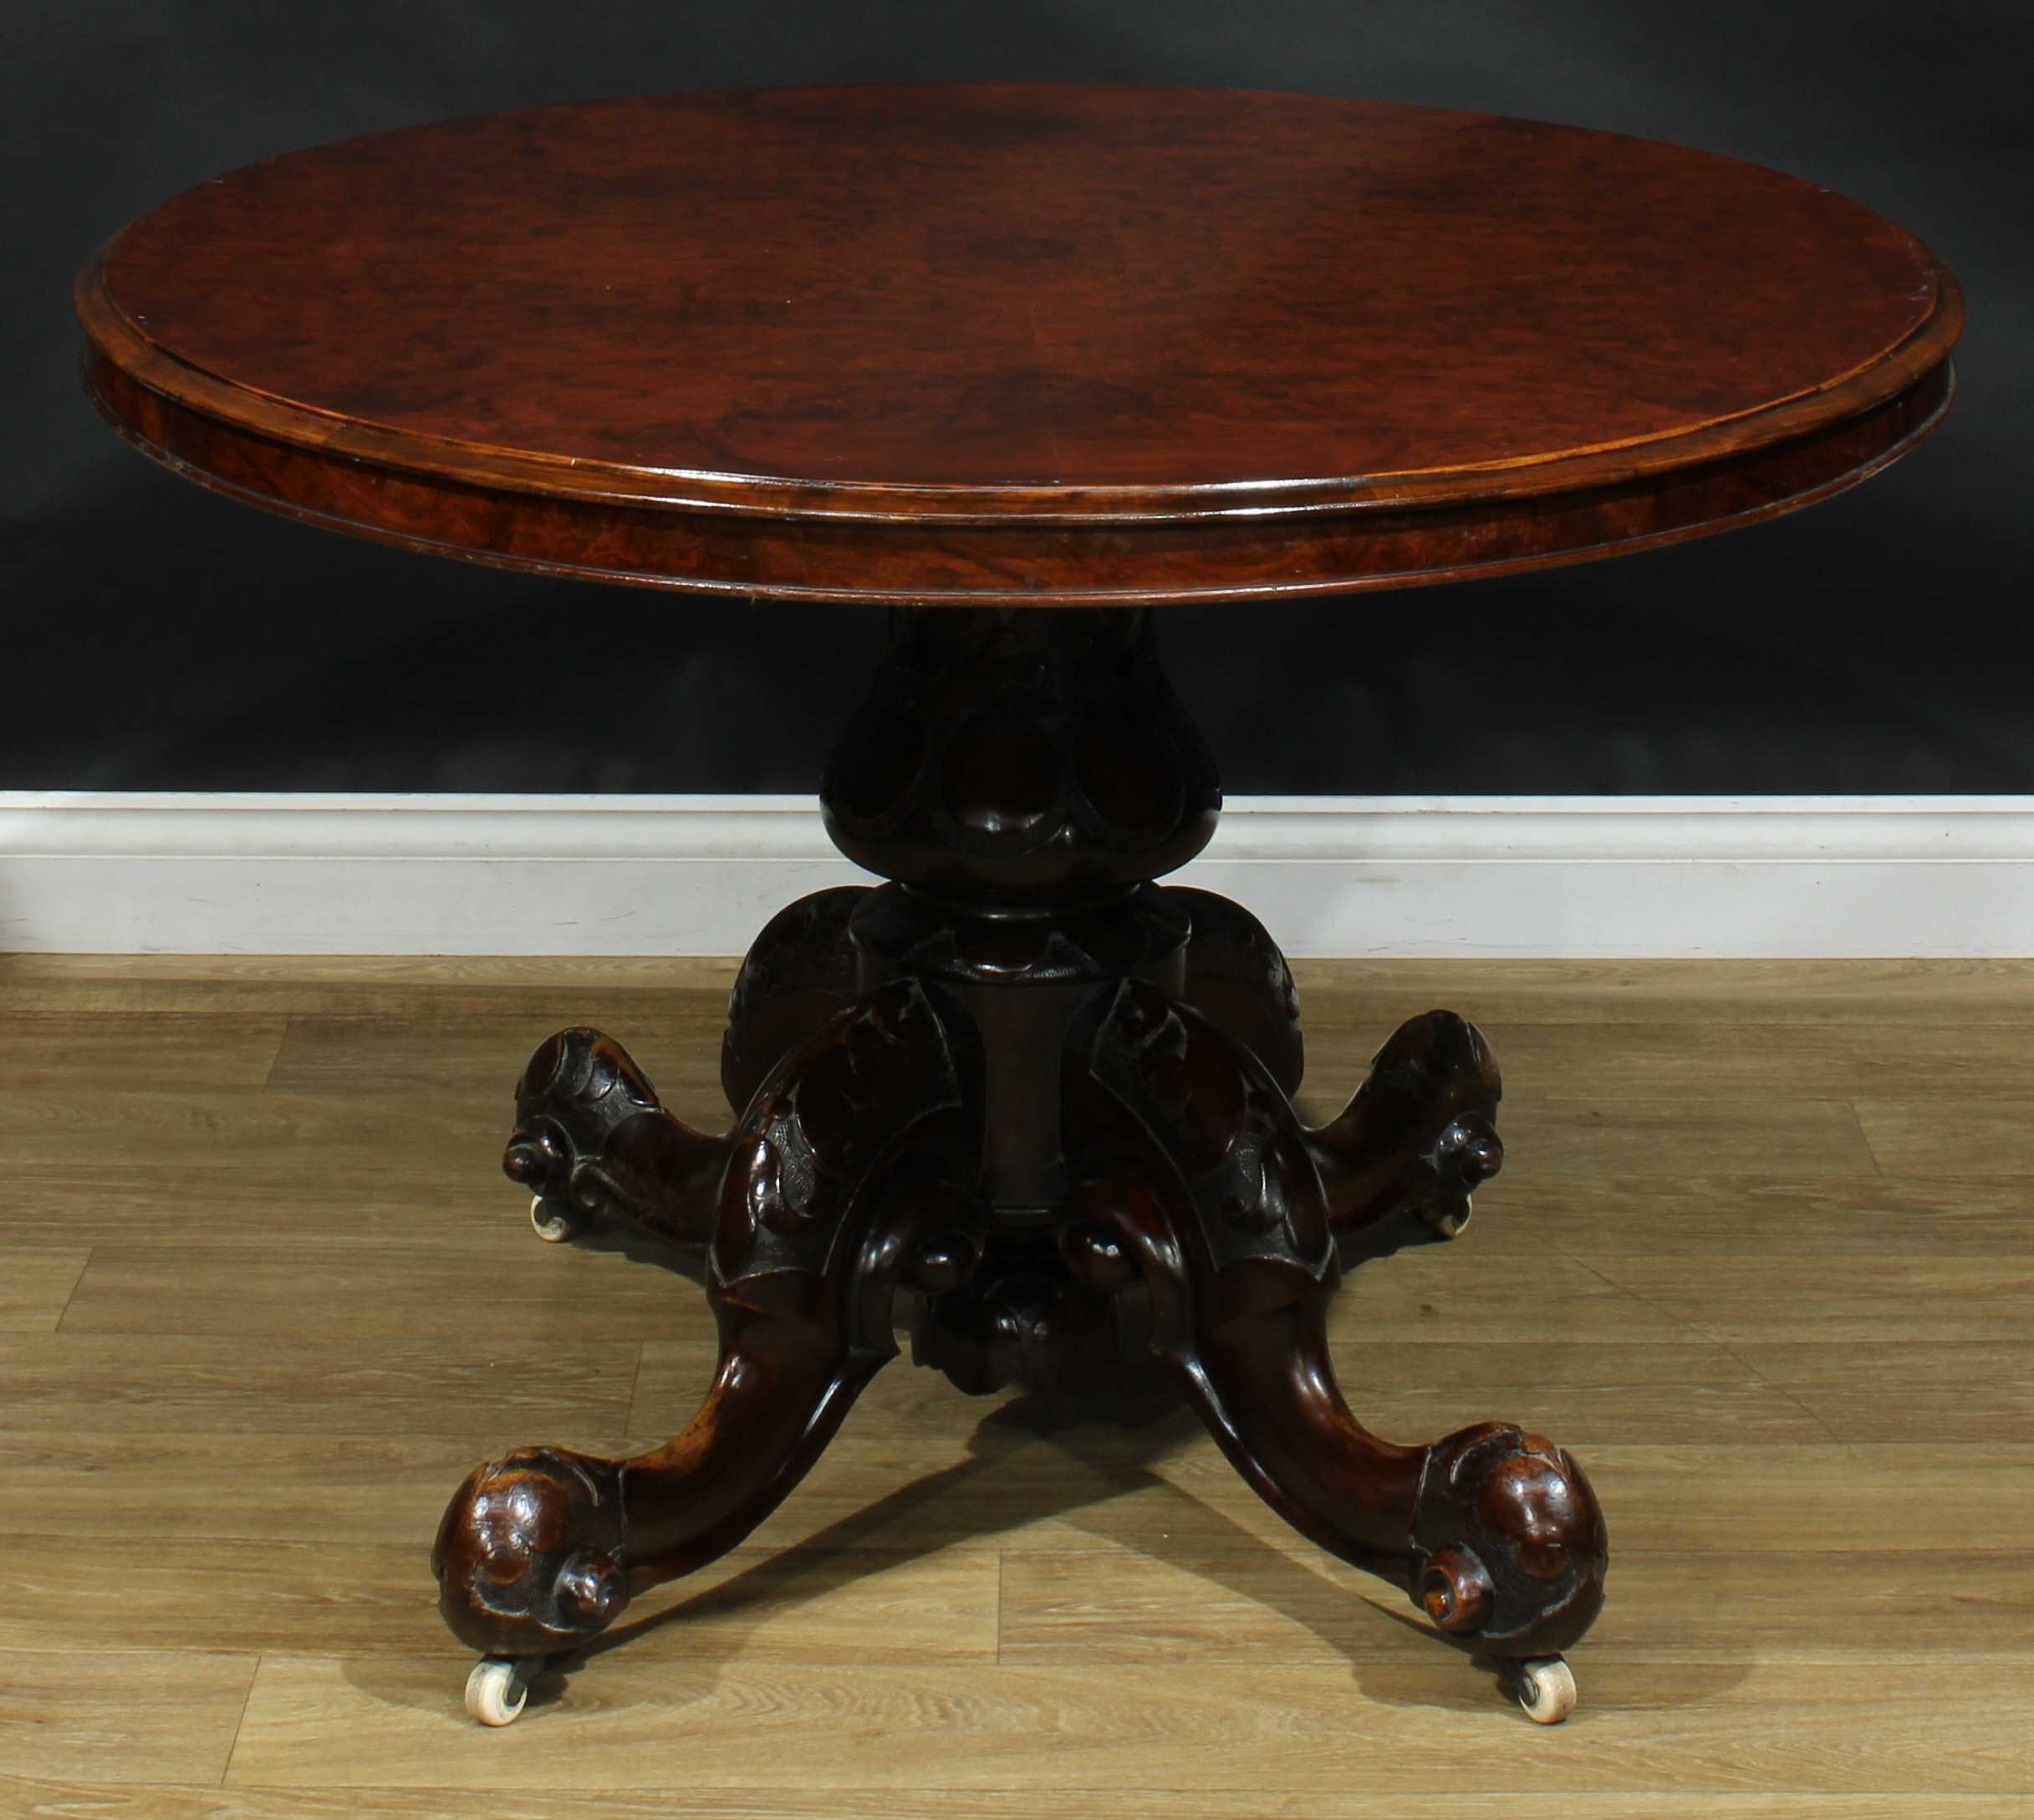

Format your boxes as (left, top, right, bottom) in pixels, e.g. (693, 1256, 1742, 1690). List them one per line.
(0, 956, 2025, 1815)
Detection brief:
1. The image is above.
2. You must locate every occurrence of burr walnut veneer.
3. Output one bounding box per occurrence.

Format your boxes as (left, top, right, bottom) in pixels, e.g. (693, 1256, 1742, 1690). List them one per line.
(77, 83, 1960, 1727)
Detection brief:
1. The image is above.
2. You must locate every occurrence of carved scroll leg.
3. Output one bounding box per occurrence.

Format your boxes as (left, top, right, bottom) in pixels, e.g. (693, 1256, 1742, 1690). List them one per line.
(437, 981, 972, 1725)
(1093, 1199, 1608, 1721)
(502, 1027, 730, 1248)
(1072, 982, 1605, 1721)
(433, 1276, 877, 1724)
(1305, 1010, 1506, 1265)
(1188, 1271, 1604, 1708)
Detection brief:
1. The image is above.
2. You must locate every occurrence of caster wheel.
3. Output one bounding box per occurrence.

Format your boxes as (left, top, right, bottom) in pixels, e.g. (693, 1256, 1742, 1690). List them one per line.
(465, 1654, 530, 1726)
(1513, 1654, 1577, 1725)
(530, 1194, 586, 1243)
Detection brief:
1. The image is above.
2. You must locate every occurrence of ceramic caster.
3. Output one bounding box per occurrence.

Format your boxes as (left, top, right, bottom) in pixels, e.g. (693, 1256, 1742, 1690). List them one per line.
(529, 1194, 586, 1244)
(1513, 1654, 1577, 1725)
(465, 1654, 531, 1726)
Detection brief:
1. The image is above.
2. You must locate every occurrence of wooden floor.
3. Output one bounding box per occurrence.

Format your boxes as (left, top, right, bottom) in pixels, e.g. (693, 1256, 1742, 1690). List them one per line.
(1, 953, 2030, 1817)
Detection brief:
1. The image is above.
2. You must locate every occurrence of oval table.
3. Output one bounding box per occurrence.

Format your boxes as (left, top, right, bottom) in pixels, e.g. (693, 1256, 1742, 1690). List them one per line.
(79, 84, 1960, 1727)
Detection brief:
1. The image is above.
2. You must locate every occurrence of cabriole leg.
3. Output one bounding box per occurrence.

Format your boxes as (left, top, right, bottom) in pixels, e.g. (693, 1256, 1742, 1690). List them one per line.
(1070, 979, 1608, 1719)
(437, 982, 975, 1720)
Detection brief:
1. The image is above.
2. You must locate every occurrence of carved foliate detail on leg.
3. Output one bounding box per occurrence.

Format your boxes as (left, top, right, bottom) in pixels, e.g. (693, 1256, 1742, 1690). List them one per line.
(714, 980, 964, 1285)
(503, 1027, 728, 1247)
(432, 1446, 629, 1657)
(1087, 979, 1330, 1278)
(1411, 1422, 1608, 1657)
(1167, 886, 1303, 1096)
(721, 885, 869, 1116)
(1304, 1011, 1503, 1261)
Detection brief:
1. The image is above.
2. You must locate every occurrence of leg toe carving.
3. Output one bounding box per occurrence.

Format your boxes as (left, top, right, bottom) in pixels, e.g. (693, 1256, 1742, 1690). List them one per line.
(505, 1027, 726, 1248)
(1412, 1423, 1608, 1658)
(432, 1446, 631, 1656)
(1305, 1010, 1504, 1262)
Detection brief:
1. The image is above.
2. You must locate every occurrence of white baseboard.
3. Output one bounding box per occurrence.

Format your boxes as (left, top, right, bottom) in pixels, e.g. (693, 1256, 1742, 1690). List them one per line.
(1, 792, 2030, 958)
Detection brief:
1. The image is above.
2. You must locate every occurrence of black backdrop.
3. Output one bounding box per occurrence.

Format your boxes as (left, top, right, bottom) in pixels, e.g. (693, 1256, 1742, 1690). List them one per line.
(5, 3, 2028, 794)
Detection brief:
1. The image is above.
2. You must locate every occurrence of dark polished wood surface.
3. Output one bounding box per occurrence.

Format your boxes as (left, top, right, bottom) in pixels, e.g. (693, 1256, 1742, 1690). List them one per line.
(78, 84, 1960, 604)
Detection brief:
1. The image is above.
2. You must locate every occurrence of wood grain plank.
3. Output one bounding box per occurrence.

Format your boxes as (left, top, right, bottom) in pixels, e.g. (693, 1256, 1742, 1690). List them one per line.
(1486, 1176, 2034, 1259)
(0, 1246, 89, 1333)
(0, 1647, 258, 1786)
(1853, 1100, 2034, 1178)
(263, 1014, 728, 1104)
(0, 1170, 594, 1247)
(1311, 1341, 1850, 1445)
(222, 1653, 2034, 1794)
(1016, 1442, 2034, 1558)
(1288, 957, 2034, 1022)
(1430, 1022, 2034, 1103)
(0, 1013, 288, 1089)
(1369, 1099, 1879, 1181)
(0, 1432, 615, 1547)
(0, 1533, 996, 1665)
(0, 1088, 492, 1157)
(57, 1243, 702, 1341)
(1723, 1343, 2034, 1442)
(0, 1335, 640, 1435)
(1546, 1254, 2034, 1344)
(1328, 1246, 1684, 1346)
(8, 1785, 2025, 1819)
(996, 1545, 2034, 1662)
(0, 961, 737, 1022)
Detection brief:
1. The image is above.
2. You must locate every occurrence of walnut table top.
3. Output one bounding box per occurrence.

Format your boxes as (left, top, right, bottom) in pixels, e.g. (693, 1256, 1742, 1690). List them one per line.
(78, 84, 1960, 604)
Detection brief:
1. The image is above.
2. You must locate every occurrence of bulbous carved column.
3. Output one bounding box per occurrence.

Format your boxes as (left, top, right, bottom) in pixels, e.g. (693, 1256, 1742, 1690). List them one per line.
(821, 607, 1220, 903)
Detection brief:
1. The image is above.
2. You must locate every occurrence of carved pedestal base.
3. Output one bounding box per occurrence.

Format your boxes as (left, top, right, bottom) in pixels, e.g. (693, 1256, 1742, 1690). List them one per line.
(433, 609, 1608, 1726)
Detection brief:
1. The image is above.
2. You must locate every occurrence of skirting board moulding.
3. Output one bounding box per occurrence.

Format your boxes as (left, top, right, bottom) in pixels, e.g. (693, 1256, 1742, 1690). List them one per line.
(0, 793, 2029, 958)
